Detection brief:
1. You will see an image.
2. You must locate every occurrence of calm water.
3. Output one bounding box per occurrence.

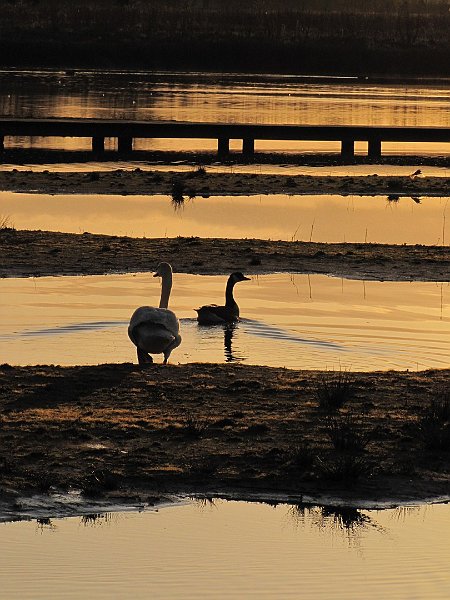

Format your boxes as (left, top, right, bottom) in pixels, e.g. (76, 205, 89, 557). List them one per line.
(1, 191, 449, 245)
(1, 500, 450, 599)
(1, 70, 450, 155)
(1, 273, 448, 371)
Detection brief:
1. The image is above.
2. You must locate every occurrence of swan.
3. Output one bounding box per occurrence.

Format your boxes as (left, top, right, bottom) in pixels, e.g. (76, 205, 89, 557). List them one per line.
(128, 262, 181, 364)
(195, 272, 250, 325)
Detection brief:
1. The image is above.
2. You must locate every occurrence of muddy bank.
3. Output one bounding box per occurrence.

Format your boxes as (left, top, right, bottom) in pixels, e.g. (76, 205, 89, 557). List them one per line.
(1, 229, 449, 281)
(0, 363, 449, 509)
(1, 169, 450, 197)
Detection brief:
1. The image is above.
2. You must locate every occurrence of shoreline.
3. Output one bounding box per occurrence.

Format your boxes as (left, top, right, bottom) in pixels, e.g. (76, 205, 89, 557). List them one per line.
(1, 229, 449, 281)
(1, 169, 450, 198)
(1, 363, 449, 515)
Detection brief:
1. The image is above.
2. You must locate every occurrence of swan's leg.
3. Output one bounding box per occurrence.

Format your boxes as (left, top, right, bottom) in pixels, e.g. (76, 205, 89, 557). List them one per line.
(163, 334, 181, 365)
(137, 347, 153, 365)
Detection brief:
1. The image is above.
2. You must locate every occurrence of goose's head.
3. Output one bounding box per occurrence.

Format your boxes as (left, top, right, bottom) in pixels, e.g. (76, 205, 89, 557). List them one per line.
(153, 262, 173, 278)
(230, 272, 251, 284)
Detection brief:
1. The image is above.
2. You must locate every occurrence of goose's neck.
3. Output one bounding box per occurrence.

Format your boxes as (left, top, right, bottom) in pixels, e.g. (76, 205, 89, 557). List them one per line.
(225, 277, 237, 307)
(159, 271, 172, 308)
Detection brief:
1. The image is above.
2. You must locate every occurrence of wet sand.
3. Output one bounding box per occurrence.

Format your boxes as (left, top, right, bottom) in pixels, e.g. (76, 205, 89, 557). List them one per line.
(1, 168, 449, 197)
(0, 363, 449, 509)
(1, 229, 449, 281)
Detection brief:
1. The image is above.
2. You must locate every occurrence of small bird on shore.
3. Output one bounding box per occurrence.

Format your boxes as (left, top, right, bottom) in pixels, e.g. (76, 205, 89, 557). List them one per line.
(409, 169, 422, 179)
(195, 272, 250, 325)
(128, 262, 181, 364)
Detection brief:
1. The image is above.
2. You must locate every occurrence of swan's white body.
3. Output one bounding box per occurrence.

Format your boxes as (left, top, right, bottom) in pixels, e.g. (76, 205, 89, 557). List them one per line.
(128, 263, 181, 364)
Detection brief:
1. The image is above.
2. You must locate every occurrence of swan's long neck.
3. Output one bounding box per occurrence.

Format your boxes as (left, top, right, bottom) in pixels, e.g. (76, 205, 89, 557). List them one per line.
(225, 276, 237, 307)
(159, 271, 172, 308)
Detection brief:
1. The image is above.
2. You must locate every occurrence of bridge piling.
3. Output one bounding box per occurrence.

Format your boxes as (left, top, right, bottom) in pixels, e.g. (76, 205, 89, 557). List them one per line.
(341, 139, 355, 157)
(218, 137, 230, 156)
(368, 138, 382, 159)
(242, 137, 255, 155)
(118, 136, 132, 153)
(92, 136, 105, 153)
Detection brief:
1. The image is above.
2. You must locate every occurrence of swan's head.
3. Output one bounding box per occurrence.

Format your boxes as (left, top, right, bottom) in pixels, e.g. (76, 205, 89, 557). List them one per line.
(153, 262, 173, 278)
(231, 272, 251, 283)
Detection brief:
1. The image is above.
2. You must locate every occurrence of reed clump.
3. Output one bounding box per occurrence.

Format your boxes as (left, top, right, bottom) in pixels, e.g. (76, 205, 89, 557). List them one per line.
(418, 389, 450, 451)
(315, 370, 356, 412)
(325, 414, 372, 453)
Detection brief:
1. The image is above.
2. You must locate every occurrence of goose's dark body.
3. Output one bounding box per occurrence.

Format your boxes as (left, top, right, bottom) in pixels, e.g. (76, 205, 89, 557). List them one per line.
(195, 272, 250, 325)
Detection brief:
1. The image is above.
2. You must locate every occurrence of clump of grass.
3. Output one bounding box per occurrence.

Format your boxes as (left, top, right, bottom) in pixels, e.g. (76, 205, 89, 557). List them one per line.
(387, 178, 401, 190)
(316, 454, 372, 483)
(187, 166, 206, 178)
(80, 469, 120, 498)
(171, 178, 186, 209)
(315, 370, 355, 412)
(418, 390, 450, 451)
(326, 414, 371, 453)
(288, 441, 316, 472)
(31, 471, 54, 494)
(180, 412, 208, 439)
(171, 178, 185, 198)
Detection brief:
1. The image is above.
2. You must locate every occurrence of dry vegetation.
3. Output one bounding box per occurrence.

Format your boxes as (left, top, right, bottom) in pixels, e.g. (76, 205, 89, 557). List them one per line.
(1, 363, 449, 506)
(0, 169, 449, 198)
(1, 228, 450, 281)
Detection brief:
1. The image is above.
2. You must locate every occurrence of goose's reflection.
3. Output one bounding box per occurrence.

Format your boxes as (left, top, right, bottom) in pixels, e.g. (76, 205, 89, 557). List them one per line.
(197, 321, 246, 362)
(223, 322, 243, 363)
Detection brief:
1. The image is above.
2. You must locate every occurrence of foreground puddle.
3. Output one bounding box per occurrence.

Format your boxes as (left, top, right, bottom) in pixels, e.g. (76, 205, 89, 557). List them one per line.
(1, 192, 449, 245)
(1, 273, 448, 371)
(1, 500, 450, 599)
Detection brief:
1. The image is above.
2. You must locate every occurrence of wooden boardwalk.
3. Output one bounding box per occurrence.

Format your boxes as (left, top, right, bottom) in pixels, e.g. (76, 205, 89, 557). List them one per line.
(1, 118, 450, 158)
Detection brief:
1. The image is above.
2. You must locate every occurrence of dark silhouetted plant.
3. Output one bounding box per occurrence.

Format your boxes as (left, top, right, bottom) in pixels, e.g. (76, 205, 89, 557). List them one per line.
(315, 370, 355, 412)
(81, 469, 120, 497)
(316, 453, 372, 483)
(288, 441, 316, 471)
(326, 414, 371, 453)
(418, 389, 450, 450)
(181, 412, 208, 439)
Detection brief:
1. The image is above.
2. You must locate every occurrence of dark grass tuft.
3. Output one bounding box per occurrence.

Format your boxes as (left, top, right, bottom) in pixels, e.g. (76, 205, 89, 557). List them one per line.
(315, 370, 355, 412)
(180, 412, 208, 439)
(418, 389, 450, 451)
(316, 453, 372, 483)
(325, 414, 372, 453)
(80, 469, 120, 498)
(171, 178, 186, 208)
(287, 441, 316, 472)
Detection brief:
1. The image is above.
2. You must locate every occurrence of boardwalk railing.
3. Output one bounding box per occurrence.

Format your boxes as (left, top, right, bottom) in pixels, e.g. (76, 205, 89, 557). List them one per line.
(1, 118, 449, 158)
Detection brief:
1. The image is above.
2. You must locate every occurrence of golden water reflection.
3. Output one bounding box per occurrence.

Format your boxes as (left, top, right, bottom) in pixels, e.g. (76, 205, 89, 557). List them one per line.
(1, 273, 448, 371)
(1, 501, 450, 599)
(1, 72, 450, 155)
(1, 191, 449, 245)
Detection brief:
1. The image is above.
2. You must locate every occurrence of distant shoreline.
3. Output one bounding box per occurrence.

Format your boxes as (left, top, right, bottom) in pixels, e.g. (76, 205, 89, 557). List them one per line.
(2, 229, 449, 282)
(1, 169, 449, 198)
(0, 1, 449, 77)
